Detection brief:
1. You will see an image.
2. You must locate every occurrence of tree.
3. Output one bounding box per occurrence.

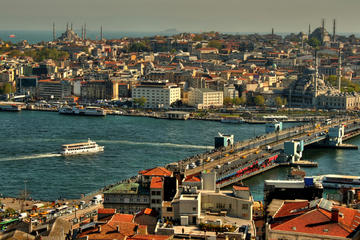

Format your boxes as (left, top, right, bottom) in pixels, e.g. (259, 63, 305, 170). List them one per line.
(133, 97, 147, 108)
(275, 96, 283, 107)
(254, 95, 265, 106)
(223, 97, 233, 106)
(233, 96, 246, 105)
(207, 40, 222, 50)
(1, 83, 15, 94)
(128, 42, 151, 52)
(307, 37, 321, 48)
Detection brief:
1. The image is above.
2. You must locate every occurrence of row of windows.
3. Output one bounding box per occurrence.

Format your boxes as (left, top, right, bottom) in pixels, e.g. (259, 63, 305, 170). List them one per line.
(151, 199, 161, 204)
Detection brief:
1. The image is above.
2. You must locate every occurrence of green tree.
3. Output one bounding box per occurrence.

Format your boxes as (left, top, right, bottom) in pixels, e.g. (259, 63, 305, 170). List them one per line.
(128, 42, 151, 52)
(275, 96, 283, 107)
(2, 83, 15, 94)
(307, 37, 321, 48)
(223, 97, 233, 106)
(254, 95, 265, 106)
(133, 97, 147, 108)
(232, 96, 246, 106)
(193, 34, 203, 41)
(207, 40, 222, 50)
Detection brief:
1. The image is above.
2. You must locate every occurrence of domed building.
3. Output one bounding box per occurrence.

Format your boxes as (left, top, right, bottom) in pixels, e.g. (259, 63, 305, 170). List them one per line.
(309, 20, 331, 46)
(57, 24, 81, 42)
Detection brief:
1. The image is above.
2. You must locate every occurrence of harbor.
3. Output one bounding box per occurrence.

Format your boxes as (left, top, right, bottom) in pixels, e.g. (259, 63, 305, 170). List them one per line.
(0, 110, 359, 202)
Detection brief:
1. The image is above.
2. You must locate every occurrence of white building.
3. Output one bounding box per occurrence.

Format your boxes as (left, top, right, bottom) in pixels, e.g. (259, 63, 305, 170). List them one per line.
(188, 88, 223, 109)
(132, 81, 181, 109)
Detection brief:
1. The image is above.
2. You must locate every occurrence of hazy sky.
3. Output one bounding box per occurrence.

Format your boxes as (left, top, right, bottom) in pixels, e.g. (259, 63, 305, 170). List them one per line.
(1, 0, 360, 33)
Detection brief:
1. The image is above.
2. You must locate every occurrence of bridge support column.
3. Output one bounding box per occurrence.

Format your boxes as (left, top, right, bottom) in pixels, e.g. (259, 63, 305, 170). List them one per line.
(284, 140, 304, 163)
(327, 125, 344, 146)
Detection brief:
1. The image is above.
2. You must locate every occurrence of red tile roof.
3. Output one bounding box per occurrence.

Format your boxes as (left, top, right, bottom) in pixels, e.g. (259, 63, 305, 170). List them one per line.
(109, 213, 134, 224)
(183, 175, 201, 183)
(273, 201, 309, 219)
(273, 208, 351, 238)
(150, 177, 163, 189)
(129, 234, 171, 240)
(139, 167, 172, 177)
(98, 208, 116, 215)
(233, 185, 249, 191)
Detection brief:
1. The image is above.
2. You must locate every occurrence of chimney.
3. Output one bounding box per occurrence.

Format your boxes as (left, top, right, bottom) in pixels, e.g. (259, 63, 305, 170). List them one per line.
(331, 208, 339, 222)
(116, 225, 120, 233)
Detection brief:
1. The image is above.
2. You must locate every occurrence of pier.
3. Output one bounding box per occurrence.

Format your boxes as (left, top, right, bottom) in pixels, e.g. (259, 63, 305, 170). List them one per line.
(170, 117, 360, 189)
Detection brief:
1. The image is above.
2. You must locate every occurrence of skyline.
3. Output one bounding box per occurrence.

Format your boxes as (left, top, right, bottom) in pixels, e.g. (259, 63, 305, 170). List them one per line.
(1, 0, 360, 33)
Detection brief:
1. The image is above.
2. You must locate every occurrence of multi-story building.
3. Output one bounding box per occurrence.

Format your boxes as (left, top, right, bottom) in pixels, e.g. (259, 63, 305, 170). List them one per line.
(132, 81, 181, 109)
(37, 79, 71, 99)
(103, 182, 150, 214)
(188, 88, 223, 109)
(81, 80, 118, 100)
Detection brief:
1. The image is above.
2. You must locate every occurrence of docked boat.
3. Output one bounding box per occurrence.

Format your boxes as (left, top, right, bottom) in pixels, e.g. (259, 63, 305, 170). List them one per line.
(59, 106, 106, 116)
(60, 139, 104, 156)
(0, 104, 22, 112)
(220, 116, 244, 124)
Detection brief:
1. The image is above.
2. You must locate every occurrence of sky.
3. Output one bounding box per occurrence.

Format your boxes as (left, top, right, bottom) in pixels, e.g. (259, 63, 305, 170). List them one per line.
(1, 0, 360, 34)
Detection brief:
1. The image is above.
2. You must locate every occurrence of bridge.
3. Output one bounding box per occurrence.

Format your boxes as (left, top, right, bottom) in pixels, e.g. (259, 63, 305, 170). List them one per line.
(173, 117, 360, 189)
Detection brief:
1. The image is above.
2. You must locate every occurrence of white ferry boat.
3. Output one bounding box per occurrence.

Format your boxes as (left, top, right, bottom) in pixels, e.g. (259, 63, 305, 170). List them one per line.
(220, 116, 245, 124)
(60, 139, 104, 156)
(59, 106, 106, 116)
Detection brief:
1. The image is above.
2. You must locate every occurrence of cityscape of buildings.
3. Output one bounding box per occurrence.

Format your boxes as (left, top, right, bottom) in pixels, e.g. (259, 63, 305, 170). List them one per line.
(3, 19, 360, 240)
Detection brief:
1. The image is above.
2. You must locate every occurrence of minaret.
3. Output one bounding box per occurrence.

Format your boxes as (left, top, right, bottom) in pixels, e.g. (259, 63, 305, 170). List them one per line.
(314, 51, 318, 97)
(66, 22, 69, 31)
(308, 24, 311, 36)
(53, 22, 56, 42)
(338, 49, 342, 91)
(100, 25, 103, 41)
(81, 25, 84, 40)
(322, 19, 325, 32)
(333, 19, 336, 42)
(71, 22, 73, 31)
(84, 23, 87, 40)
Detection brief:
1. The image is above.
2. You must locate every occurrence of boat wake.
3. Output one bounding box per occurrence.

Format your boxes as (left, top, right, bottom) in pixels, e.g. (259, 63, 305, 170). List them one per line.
(0, 153, 62, 162)
(98, 140, 213, 149)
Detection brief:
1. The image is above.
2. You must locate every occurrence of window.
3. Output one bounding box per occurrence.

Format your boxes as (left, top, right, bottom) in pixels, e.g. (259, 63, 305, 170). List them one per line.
(167, 207, 173, 212)
(157, 191, 161, 195)
(242, 204, 248, 210)
(151, 191, 156, 195)
(152, 199, 156, 204)
(193, 207, 196, 211)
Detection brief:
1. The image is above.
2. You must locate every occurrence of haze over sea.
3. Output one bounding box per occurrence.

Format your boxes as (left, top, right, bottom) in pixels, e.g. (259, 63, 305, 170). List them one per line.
(0, 111, 359, 201)
(1, 30, 359, 45)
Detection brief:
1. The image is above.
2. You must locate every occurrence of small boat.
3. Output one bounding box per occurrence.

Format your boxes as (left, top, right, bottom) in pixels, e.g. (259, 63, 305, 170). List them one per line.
(221, 116, 244, 124)
(60, 139, 104, 156)
(0, 104, 22, 112)
(8, 34, 16, 38)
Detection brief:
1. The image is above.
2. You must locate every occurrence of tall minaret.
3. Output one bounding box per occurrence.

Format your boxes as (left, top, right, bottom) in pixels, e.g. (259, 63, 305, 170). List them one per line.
(66, 22, 69, 31)
(338, 49, 342, 91)
(84, 23, 87, 40)
(53, 22, 56, 42)
(81, 25, 84, 40)
(100, 25, 103, 41)
(315, 51, 318, 95)
(71, 22, 73, 31)
(333, 19, 336, 42)
(308, 24, 311, 36)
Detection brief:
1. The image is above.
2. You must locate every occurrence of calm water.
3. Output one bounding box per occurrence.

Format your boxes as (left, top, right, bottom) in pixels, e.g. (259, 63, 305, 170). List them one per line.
(0, 111, 358, 201)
